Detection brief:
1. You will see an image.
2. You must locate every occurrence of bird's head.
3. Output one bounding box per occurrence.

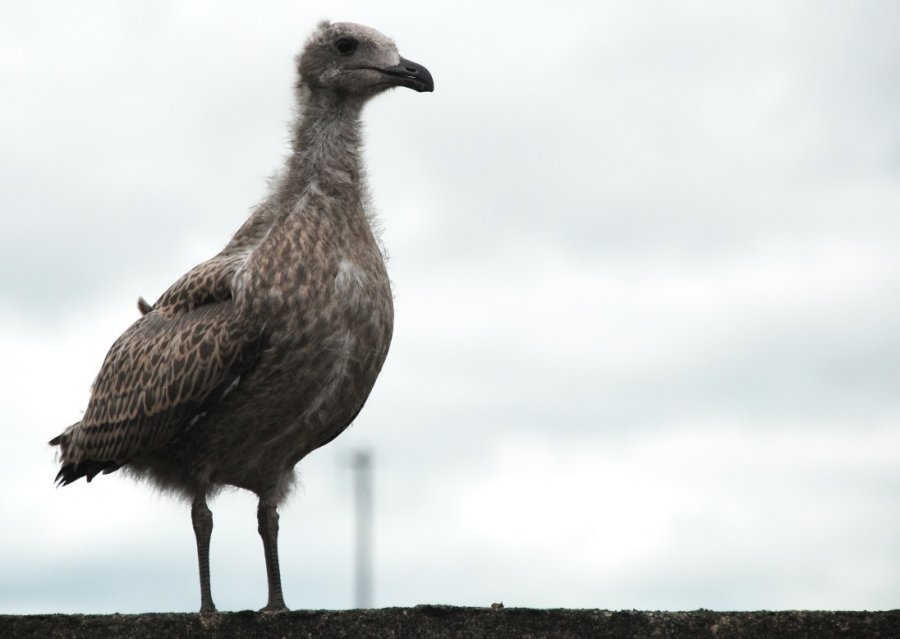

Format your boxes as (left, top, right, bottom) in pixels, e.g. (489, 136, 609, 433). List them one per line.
(297, 21, 434, 99)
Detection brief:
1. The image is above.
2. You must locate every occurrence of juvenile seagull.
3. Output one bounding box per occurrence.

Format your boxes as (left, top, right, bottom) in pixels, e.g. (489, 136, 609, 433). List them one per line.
(50, 21, 433, 613)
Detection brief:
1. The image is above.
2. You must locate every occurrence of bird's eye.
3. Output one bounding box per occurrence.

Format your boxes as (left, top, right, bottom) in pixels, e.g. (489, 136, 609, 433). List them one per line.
(334, 37, 358, 56)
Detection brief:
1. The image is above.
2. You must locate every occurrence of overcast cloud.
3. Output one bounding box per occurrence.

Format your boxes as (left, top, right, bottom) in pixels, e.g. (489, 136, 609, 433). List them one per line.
(2, 0, 899, 613)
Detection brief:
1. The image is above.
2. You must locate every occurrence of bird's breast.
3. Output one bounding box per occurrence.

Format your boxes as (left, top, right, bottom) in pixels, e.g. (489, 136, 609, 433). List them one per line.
(333, 257, 378, 313)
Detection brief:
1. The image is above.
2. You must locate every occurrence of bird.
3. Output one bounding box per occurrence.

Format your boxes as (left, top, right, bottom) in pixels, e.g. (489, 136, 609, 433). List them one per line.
(49, 20, 433, 614)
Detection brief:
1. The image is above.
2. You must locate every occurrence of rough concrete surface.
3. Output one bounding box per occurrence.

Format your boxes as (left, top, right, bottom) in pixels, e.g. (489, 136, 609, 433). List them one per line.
(1, 606, 898, 638)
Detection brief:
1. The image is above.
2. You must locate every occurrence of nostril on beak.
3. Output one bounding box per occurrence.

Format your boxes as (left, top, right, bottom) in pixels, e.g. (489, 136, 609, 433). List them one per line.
(404, 66, 417, 74)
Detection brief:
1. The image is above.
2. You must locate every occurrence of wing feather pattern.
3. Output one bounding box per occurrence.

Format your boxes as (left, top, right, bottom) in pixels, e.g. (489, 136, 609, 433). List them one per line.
(52, 201, 278, 485)
(54, 301, 264, 483)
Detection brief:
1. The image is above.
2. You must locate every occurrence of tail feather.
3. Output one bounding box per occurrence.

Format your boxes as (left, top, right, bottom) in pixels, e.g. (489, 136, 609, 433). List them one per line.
(50, 428, 121, 486)
(55, 460, 121, 486)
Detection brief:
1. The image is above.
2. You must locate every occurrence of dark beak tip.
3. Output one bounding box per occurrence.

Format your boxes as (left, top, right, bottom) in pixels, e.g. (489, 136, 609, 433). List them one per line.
(418, 75, 435, 93)
(395, 56, 434, 93)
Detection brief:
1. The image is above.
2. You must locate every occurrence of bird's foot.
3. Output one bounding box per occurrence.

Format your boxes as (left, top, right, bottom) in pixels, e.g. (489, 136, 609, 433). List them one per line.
(259, 601, 289, 613)
(199, 603, 218, 616)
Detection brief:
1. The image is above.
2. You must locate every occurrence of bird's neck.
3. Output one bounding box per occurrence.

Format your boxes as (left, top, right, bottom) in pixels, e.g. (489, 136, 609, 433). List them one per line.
(280, 85, 366, 205)
(223, 89, 367, 255)
(234, 86, 382, 312)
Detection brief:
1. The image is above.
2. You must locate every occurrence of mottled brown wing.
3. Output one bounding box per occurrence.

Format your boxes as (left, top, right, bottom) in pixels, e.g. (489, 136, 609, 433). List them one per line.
(146, 252, 245, 318)
(67, 302, 264, 464)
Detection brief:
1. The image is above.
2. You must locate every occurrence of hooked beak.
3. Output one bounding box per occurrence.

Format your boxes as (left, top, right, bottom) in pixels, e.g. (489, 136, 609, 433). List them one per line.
(377, 56, 434, 92)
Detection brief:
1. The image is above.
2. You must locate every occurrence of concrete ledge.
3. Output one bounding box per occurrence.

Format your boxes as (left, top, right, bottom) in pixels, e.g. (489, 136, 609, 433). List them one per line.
(2, 606, 898, 638)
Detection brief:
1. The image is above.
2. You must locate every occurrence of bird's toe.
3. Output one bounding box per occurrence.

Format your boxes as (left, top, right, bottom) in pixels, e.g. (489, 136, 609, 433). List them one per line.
(259, 603, 289, 613)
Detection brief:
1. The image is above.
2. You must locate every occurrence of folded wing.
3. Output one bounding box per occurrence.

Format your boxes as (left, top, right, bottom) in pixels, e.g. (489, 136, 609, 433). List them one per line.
(52, 301, 265, 483)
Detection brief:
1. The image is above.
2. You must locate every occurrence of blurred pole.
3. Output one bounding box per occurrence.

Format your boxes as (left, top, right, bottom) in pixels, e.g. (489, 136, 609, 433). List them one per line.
(351, 450, 373, 608)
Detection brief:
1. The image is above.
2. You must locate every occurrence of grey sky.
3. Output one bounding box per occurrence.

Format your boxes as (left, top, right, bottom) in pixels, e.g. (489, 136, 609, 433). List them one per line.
(2, 0, 899, 613)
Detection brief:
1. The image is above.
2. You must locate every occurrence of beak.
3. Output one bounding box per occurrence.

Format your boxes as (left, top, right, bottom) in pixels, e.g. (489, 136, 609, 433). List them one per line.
(378, 56, 434, 92)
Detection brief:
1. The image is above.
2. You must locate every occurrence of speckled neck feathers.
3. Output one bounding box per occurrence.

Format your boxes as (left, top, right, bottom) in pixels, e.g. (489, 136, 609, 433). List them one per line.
(280, 86, 367, 213)
(230, 82, 384, 320)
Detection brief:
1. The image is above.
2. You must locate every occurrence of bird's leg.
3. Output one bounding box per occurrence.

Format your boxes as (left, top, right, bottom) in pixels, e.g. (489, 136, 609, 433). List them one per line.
(257, 499, 288, 612)
(191, 497, 217, 614)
